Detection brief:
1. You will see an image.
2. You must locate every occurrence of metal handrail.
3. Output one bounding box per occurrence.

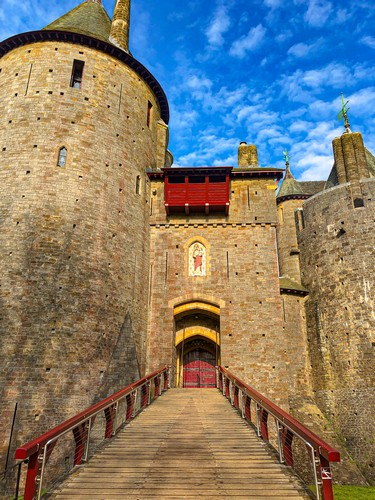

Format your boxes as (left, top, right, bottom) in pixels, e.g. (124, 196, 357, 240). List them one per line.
(217, 366, 340, 500)
(14, 366, 170, 500)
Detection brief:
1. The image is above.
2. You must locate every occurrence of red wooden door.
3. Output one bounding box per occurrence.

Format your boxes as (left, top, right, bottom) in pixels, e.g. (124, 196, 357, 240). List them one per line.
(183, 349, 216, 388)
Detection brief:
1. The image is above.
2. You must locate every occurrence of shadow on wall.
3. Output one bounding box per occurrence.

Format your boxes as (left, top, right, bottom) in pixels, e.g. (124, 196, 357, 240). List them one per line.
(95, 311, 141, 401)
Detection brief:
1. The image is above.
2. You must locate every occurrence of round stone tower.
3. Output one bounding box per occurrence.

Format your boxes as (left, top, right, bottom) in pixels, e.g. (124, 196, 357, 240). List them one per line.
(0, 0, 169, 491)
(298, 129, 375, 482)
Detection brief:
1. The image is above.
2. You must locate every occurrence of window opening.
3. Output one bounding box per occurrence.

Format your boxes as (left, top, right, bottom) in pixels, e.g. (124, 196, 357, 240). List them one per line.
(190, 175, 205, 184)
(209, 175, 226, 183)
(70, 60, 85, 89)
(136, 175, 141, 194)
(168, 176, 185, 184)
(57, 147, 67, 167)
(147, 101, 153, 127)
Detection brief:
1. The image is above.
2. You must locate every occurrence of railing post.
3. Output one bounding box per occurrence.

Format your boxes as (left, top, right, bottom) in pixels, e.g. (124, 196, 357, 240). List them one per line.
(319, 455, 334, 500)
(309, 446, 321, 500)
(22, 451, 41, 500)
(104, 403, 117, 438)
(14, 460, 24, 500)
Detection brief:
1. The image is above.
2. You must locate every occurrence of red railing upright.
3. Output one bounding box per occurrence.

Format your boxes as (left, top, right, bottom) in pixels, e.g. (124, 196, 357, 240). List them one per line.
(217, 366, 340, 500)
(14, 366, 170, 500)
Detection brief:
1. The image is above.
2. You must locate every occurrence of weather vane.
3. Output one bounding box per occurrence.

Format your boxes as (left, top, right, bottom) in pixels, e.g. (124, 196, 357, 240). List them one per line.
(338, 92, 351, 133)
(283, 149, 290, 165)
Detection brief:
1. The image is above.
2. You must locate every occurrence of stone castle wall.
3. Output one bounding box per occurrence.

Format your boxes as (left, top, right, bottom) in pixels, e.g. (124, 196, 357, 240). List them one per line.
(298, 179, 375, 482)
(0, 40, 163, 482)
(277, 198, 304, 282)
(147, 175, 300, 407)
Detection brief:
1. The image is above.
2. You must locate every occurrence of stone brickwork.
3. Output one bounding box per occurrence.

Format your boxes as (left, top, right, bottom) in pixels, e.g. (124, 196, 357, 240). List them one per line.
(298, 179, 375, 482)
(280, 293, 311, 398)
(148, 173, 297, 408)
(0, 38, 165, 492)
(277, 199, 304, 283)
(110, 0, 131, 52)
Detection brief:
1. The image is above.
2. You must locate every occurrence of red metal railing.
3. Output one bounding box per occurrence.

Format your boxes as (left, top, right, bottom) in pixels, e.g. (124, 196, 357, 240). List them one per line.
(217, 366, 340, 500)
(14, 366, 170, 500)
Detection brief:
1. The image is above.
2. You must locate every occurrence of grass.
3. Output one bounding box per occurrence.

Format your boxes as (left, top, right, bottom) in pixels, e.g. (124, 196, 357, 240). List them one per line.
(309, 485, 375, 499)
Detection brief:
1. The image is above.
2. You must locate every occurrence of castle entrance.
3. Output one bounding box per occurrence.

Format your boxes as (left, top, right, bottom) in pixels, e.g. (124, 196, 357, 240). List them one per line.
(183, 341, 216, 388)
(174, 301, 220, 388)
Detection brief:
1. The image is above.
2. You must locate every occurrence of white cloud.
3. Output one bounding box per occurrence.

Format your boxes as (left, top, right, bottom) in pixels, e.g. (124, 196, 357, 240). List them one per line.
(297, 154, 333, 181)
(280, 63, 354, 102)
(186, 75, 213, 92)
(287, 38, 323, 58)
(176, 132, 239, 166)
(304, 0, 333, 27)
(264, 0, 283, 8)
(205, 4, 231, 47)
(348, 87, 375, 114)
(275, 30, 293, 43)
(170, 109, 199, 133)
(360, 36, 375, 50)
(229, 24, 267, 58)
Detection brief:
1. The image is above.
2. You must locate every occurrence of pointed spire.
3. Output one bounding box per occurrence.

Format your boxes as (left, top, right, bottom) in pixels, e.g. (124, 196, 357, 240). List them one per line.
(110, 0, 131, 52)
(283, 150, 294, 179)
(277, 150, 305, 199)
(44, 1, 111, 43)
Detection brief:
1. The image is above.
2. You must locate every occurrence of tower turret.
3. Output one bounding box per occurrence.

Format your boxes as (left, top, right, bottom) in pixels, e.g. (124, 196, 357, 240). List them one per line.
(276, 157, 310, 284)
(0, 0, 169, 494)
(238, 142, 258, 167)
(110, 0, 131, 52)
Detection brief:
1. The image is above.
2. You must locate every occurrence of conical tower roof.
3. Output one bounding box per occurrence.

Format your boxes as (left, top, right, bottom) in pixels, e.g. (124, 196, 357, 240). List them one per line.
(43, 0, 111, 43)
(277, 163, 306, 200)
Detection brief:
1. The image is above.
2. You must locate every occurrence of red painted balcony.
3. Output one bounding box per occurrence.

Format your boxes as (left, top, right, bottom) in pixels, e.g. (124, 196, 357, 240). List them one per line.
(162, 166, 232, 215)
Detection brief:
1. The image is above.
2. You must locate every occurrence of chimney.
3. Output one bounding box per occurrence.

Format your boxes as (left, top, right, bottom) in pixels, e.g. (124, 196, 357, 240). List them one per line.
(110, 0, 131, 52)
(238, 142, 258, 168)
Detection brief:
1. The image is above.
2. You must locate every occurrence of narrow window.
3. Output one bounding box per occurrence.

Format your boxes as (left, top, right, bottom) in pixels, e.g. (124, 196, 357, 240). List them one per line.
(57, 147, 67, 167)
(70, 60, 85, 89)
(147, 101, 153, 127)
(136, 175, 141, 194)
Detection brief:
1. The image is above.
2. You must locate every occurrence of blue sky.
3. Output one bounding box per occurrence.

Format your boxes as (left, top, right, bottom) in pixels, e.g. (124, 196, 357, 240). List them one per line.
(0, 0, 374, 180)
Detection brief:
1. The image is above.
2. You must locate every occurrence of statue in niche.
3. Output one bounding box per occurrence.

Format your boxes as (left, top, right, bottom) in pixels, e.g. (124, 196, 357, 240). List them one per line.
(189, 242, 206, 277)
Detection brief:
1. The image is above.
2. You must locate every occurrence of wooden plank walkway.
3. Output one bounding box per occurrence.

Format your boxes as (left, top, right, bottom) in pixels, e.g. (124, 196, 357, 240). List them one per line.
(52, 389, 309, 499)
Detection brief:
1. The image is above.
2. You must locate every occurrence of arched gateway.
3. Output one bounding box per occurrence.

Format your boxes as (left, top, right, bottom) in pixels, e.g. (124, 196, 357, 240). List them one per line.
(174, 301, 220, 388)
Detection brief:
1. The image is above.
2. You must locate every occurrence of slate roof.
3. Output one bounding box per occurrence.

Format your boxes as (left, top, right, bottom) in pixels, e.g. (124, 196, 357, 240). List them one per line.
(299, 181, 326, 195)
(43, 0, 112, 43)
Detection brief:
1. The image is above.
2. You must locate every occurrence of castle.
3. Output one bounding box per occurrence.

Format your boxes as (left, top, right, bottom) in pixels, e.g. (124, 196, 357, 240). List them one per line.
(0, 0, 374, 494)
